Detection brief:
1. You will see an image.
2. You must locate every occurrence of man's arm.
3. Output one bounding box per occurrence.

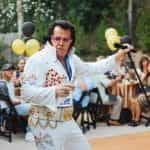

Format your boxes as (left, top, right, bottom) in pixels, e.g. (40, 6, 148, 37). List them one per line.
(73, 45, 133, 76)
(21, 56, 57, 112)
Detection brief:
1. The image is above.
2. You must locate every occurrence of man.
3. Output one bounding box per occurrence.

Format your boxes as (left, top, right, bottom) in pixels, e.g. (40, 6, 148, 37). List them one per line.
(22, 20, 133, 150)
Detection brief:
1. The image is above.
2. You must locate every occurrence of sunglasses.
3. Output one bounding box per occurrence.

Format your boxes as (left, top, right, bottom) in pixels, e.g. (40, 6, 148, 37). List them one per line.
(52, 36, 72, 43)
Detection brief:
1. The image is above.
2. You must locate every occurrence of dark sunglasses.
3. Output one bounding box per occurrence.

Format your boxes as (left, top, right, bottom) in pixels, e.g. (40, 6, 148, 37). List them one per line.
(52, 36, 72, 43)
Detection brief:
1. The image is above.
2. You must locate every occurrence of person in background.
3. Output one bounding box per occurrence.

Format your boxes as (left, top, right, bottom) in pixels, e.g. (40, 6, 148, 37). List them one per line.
(22, 19, 133, 150)
(138, 56, 150, 93)
(93, 73, 123, 125)
(129, 61, 150, 126)
(73, 74, 123, 126)
(12, 57, 27, 96)
(138, 56, 149, 75)
(73, 76, 95, 108)
(0, 63, 33, 142)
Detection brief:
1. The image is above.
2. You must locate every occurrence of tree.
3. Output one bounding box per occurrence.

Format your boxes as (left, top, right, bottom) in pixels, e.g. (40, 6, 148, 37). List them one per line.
(128, 0, 150, 52)
(17, 0, 23, 38)
(128, 0, 142, 45)
(0, 0, 17, 33)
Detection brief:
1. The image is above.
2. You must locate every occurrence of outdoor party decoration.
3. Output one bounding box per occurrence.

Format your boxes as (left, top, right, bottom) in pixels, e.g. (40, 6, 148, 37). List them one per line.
(25, 39, 40, 56)
(105, 28, 118, 39)
(22, 21, 35, 37)
(11, 21, 41, 56)
(11, 39, 26, 55)
(105, 28, 121, 51)
(11, 38, 40, 56)
(106, 35, 121, 51)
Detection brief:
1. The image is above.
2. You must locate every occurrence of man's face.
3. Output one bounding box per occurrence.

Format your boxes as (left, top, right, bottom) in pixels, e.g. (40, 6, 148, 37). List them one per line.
(51, 26, 72, 59)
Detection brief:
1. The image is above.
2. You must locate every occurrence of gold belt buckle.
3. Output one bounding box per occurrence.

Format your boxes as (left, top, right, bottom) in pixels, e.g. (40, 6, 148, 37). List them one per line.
(28, 106, 39, 127)
(28, 106, 58, 129)
(47, 111, 58, 128)
(63, 107, 73, 121)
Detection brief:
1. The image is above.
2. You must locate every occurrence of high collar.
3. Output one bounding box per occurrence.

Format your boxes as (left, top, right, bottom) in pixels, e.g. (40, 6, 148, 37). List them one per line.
(43, 42, 75, 61)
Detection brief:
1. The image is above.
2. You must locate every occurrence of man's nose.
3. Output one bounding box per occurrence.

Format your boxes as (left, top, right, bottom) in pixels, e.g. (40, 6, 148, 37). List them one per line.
(58, 39, 64, 45)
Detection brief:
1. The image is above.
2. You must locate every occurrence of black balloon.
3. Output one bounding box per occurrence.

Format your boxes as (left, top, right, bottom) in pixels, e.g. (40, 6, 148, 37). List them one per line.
(22, 22, 35, 37)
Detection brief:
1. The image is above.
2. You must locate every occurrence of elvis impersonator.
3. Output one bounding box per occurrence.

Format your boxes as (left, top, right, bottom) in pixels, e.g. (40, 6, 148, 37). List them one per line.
(21, 20, 133, 150)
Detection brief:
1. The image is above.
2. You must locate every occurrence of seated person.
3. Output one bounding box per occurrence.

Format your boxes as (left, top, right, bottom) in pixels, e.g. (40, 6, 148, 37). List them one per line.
(93, 74, 123, 125)
(129, 61, 150, 126)
(138, 56, 149, 75)
(13, 57, 26, 87)
(0, 63, 33, 142)
(129, 92, 150, 126)
(0, 64, 31, 115)
(136, 56, 149, 93)
(12, 57, 27, 96)
(73, 76, 95, 108)
(139, 60, 150, 93)
(73, 74, 123, 126)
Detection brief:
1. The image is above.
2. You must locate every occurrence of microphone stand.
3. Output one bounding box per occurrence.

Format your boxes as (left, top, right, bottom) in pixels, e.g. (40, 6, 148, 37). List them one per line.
(127, 52, 150, 104)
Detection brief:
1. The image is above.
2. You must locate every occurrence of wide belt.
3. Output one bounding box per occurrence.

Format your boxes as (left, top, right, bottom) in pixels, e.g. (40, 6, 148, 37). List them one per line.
(28, 105, 73, 129)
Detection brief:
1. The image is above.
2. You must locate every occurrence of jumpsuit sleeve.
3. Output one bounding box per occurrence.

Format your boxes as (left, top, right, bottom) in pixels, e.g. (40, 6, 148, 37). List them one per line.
(21, 56, 57, 112)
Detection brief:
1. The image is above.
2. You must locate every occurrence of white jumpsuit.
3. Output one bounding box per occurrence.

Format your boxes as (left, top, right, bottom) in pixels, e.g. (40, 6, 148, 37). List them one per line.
(22, 42, 119, 150)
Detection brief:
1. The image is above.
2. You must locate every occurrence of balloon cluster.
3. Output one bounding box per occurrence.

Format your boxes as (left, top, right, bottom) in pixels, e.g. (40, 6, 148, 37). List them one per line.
(105, 28, 121, 51)
(11, 22, 40, 56)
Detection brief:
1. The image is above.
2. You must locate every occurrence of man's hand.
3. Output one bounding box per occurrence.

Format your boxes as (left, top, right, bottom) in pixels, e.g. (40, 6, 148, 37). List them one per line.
(115, 75, 123, 82)
(116, 44, 134, 62)
(55, 83, 75, 98)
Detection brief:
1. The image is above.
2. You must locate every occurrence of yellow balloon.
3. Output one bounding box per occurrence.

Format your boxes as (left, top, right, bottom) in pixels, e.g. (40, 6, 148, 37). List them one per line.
(105, 28, 118, 39)
(25, 39, 40, 56)
(11, 39, 25, 55)
(106, 35, 121, 51)
(106, 40, 116, 51)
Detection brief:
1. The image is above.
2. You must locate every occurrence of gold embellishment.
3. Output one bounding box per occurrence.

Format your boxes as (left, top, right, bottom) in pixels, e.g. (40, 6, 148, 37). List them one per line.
(47, 119, 58, 129)
(47, 111, 58, 128)
(28, 106, 73, 129)
(38, 118, 48, 129)
(38, 111, 56, 129)
(28, 116, 39, 128)
(63, 107, 73, 121)
(28, 107, 39, 127)
(47, 111, 54, 118)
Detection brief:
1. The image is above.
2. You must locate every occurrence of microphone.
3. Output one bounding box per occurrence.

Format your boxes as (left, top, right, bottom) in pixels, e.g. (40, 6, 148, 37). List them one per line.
(114, 42, 136, 53)
(120, 36, 136, 53)
(114, 43, 128, 49)
(114, 37, 136, 53)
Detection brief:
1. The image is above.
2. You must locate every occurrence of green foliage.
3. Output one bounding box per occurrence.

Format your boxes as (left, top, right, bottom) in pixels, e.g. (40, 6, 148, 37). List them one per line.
(94, 2, 128, 56)
(0, 40, 7, 53)
(35, 19, 50, 42)
(136, 8, 150, 53)
(95, 21, 111, 56)
(0, 40, 8, 66)
(66, 0, 112, 32)
(0, 0, 17, 32)
(67, 14, 88, 56)
(23, 0, 56, 42)
(0, 0, 56, 33)
(0, 0, 150, 59)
